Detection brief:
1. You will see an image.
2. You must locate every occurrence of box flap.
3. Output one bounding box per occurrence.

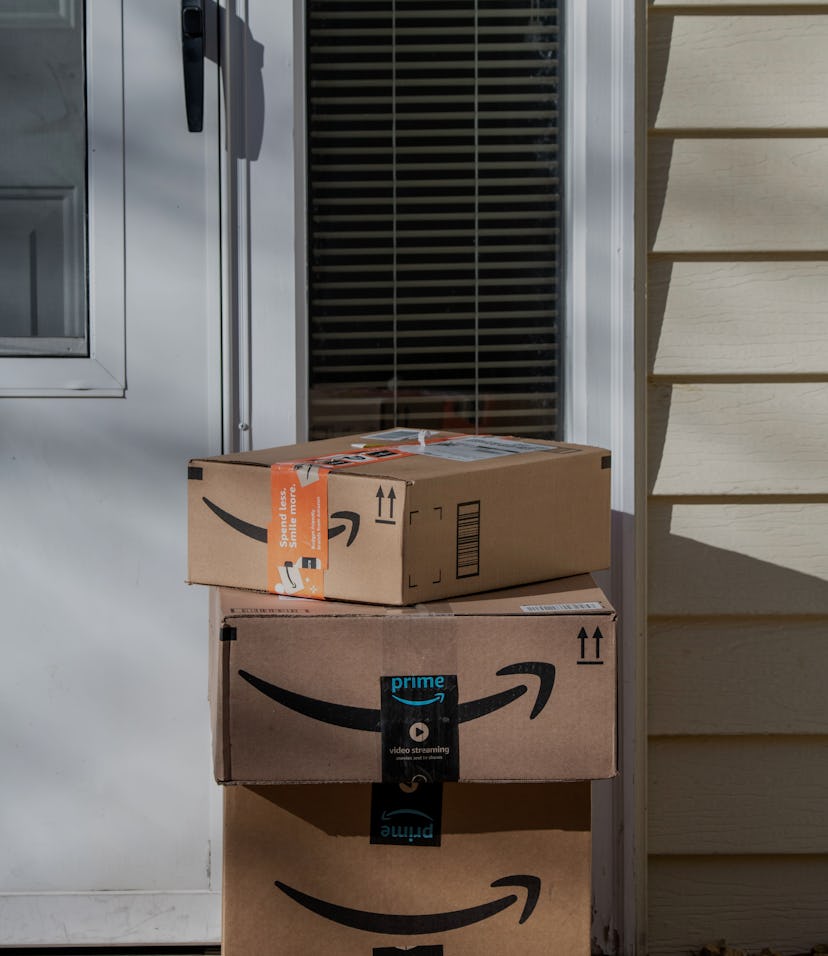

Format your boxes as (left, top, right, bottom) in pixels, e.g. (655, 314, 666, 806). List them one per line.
(190, 430, 609, 484)
(216, 574, 614, 622)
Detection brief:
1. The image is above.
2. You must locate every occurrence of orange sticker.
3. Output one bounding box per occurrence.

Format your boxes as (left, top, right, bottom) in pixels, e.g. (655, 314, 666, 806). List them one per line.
(265, 440, 446, 599)
(267, 463, 330, 598)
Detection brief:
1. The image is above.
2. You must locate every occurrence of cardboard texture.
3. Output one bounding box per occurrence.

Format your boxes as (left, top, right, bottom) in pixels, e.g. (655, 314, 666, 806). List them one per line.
(188, 430, 611, 605)
(222, 781, 592, 956)
(209, 575, 617, 784)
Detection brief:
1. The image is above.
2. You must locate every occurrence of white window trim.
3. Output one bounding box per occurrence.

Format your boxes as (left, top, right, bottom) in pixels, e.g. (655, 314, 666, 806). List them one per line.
(565, 1, 645, 953)
(0, 1, 126, 399)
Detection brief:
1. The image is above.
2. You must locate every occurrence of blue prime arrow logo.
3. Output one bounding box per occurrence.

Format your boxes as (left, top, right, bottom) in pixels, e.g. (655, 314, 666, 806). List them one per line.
(391, 692, 445, 707)
(381, 808, 434, 823)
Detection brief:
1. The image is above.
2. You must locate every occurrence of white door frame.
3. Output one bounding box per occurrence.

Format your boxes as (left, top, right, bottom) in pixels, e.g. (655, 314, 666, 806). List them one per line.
(220, 0, 306, 453)
(230, 1, 645, 951)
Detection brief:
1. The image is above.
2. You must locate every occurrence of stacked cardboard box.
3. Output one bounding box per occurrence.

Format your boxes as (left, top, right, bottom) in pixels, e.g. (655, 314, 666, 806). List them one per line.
(223, 782, 592, 955)
(187, 428, 616, 955)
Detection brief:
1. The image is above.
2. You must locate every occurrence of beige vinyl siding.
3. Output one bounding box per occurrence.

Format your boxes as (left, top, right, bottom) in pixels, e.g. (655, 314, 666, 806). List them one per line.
(649, 737, 828, 853)
(649, 502, 828, 616)
(646, 5, 828, 955)
(649, 383, 828, 494)
(649, 620, 828, 734)
(649, 261, 828, 377)
(650, 857, 828, 956)
(651, 138, 828, 253)
(650, 17, 828, 129)
(652, 0, 823, 5)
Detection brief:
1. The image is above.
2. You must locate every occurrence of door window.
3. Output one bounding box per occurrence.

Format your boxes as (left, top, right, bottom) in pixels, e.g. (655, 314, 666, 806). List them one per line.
(0, 0, 87, 357)
(305, 0, 561, 439)
(0, 0, 125, 395)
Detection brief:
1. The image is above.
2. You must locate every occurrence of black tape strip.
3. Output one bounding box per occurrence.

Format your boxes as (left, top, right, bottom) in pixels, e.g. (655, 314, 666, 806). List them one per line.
(370, 782, 443, 847)
(380, 675, 459, 783)
(374, 948, 444, 955)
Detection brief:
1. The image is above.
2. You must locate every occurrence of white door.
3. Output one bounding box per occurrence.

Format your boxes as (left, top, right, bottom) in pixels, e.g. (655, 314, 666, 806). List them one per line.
(0, 0, 636, 947)
(0, 0, 226, 944)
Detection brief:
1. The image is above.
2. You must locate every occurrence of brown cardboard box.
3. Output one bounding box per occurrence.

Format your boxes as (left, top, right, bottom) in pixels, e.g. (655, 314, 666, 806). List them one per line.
(210, 575, 616, 784)
(223, 781, 591, 956)
(188, 429, 611, 605)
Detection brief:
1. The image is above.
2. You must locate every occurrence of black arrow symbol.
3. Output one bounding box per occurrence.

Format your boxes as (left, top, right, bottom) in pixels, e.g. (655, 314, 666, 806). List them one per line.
(237, 662, 555, 732)
(274, 874, 541, 934)
(376, 486, 385, 517)
(388, 487, 396, 519)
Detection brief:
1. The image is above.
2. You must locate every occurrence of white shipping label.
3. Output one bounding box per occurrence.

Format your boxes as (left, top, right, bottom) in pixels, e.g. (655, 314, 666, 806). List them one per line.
(358, 428, 428, 443)
(401, 435, 568, 462)
(520, 602, 605, 614)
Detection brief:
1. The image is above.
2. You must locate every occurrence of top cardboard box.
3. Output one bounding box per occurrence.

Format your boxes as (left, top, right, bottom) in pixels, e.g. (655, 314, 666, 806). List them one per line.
(188, 428, 610, 605)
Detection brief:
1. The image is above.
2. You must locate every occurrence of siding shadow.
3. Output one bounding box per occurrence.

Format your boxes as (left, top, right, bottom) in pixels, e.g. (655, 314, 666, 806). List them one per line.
(646, 260, 673, 495)
(646, 12, 675, 252)
(649, 518, 828, 616)
(647, 13, 674, 131)
(248, 782, 589, 835)
(205, 0, 265, 161)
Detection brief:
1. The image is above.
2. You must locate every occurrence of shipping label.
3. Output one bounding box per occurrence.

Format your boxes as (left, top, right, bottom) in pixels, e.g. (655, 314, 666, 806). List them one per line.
(521, 602, 605, 613)
(403, 435, 574, 462)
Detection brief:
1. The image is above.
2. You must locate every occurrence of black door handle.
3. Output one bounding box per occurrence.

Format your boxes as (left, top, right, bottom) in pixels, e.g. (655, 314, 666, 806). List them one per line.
(181, 0, 204, 132)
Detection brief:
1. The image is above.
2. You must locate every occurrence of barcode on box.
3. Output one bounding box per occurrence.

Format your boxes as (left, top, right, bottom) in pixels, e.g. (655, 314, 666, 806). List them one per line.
(521, 602, 605, 614)
(456, 500, 481, 578)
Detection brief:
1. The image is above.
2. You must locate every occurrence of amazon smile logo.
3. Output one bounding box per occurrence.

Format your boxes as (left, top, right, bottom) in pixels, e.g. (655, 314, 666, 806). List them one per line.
(237, 662, 555, 732)
(274, 874, 541, 935)
(202, 497, 360, 547)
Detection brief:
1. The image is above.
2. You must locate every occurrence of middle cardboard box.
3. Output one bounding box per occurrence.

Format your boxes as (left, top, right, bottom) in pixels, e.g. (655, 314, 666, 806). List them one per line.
(210, 574, 616, 785)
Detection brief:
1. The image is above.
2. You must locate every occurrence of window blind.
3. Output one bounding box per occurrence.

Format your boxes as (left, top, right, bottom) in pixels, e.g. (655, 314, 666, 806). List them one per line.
(306, 0, 561, 439)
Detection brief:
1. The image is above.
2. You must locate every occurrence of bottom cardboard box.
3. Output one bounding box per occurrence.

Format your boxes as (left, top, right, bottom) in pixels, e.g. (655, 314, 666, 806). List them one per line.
(223, 781, 591, 955)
